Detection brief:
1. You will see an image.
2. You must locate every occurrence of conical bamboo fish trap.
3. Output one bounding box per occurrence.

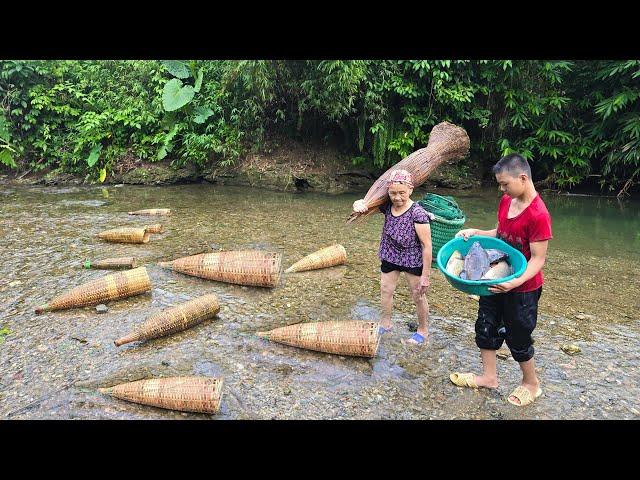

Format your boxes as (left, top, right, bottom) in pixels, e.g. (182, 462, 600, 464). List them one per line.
(144, 224, 164, 234)
(84, 257, 137, 270)
(35, 267, 151, 314)
(347, 122, 469, 223)
(159, 250, 282, 288)
(115, 293, 220, 346)
(285, 244, 347, 273)
(256, 320, 381, 358)
(97, 227, 150, 244)
(99, 376, 223, 414)
(128, 208, 171, 216)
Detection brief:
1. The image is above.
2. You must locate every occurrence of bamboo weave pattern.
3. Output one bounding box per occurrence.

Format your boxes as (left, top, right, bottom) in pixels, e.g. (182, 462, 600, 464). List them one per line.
(97, 227, 151, 244)
(35, 267, 151, 314)
(159, 250, 282, 288)
(128, 208, 171, 216)
(144, 224, 164, 234)
(348, 122, 469, 223)
(256, 320, 380, 358)
(99, 376, 223, 414)
(84, 257, 137, 270)
(285, 244, 347, 273)
(115, 293, 220, 346)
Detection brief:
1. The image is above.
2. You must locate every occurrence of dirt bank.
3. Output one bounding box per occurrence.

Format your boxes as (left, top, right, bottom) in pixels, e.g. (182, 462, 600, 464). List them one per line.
(0, 137, 481, 193)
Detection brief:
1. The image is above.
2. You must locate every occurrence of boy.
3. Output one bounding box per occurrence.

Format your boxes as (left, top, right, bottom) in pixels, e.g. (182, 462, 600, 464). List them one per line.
(450, 153, 553, 406)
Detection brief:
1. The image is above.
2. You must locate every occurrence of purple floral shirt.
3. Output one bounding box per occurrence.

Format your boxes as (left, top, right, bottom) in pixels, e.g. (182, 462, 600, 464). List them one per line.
(378, 201, 432, 268)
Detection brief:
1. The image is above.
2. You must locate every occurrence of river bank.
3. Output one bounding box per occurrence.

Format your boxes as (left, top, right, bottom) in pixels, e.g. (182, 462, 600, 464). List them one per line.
(0, 138, 482, 194)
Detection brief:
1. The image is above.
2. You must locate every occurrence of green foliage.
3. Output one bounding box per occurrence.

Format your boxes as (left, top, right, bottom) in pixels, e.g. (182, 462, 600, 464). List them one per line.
(1, 59, 638, 193)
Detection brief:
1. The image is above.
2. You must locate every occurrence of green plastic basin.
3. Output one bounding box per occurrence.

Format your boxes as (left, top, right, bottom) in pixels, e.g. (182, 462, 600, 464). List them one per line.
(436, 236, 527, 296)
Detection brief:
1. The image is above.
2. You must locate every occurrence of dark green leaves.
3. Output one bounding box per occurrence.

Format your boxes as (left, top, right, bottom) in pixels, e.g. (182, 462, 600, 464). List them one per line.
(162, 60, 191, 79)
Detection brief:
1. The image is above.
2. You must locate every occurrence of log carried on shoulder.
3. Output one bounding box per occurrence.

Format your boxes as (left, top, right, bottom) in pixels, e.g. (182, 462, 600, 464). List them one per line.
(35, 267, 151, 314)
(347, 121, 470, 223)
(114, 293, 220, 346)
(99, 376, 223, 414)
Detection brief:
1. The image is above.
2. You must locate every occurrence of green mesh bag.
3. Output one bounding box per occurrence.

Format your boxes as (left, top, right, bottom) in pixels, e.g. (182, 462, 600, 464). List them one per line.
(418, 193, 466, 263)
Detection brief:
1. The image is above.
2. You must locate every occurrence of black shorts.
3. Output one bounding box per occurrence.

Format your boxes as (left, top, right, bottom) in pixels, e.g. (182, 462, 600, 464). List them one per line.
(475, 287, 542, 363)
(380, 260, 423, 276)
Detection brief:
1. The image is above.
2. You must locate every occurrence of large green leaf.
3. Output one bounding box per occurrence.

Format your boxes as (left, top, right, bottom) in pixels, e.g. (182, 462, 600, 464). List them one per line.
(194, 68, 204, 93)
(163, 79, 195, 111)
(162, 60, 190, 79)
(0, 149, 16, 168)
(193, 106, 214, 124)
(86, 144, 102, 167)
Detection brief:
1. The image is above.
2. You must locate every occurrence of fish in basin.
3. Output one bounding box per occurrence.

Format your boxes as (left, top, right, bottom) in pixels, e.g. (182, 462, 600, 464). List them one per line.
(481, 260, 513, 280)
(445, 250, 465, 277)
(462, 241, 490, 280)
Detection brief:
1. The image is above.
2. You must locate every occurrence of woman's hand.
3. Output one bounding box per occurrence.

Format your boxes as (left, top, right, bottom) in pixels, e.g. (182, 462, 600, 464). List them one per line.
(415, 275, 430, 295)
(455, 228, 477, 241)
(352, 199, 368, 213)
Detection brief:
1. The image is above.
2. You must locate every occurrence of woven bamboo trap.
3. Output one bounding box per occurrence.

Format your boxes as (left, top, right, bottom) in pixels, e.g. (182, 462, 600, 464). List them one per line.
(347, 122, 469, 223)
(84, 257, 137, 270)
(35, 267, 151, 314)
(159, 250, 282, 288)
(144, 224, 164, 234)
(99, 376, 223, 414)
(115, 293, 220, 346)
(256, 320, 381, 358)
(128, 208, 171, 216)
(97, 227, 151, 244)
(285, 244, 347, 273)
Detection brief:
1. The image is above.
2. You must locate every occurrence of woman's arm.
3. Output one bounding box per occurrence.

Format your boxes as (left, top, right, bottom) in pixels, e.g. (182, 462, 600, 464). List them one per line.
(415, 222, 432, 295)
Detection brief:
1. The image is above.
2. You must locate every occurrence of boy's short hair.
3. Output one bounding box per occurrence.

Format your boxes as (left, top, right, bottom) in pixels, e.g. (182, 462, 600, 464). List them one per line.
(492, 153, 532, 179)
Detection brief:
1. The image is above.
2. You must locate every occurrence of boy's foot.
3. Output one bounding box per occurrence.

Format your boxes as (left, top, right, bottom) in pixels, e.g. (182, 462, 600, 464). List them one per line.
(449, 372, 498, 389)
(402, 332, 428, 346)
(507, 383, 542, 406)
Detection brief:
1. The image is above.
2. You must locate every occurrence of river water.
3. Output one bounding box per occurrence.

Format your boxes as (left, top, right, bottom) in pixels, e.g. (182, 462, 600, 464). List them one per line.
(0, 184, 638, 419)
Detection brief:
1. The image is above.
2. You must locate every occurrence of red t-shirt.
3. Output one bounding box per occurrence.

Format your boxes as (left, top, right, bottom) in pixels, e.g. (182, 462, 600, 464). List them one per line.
(496, 193, 553, 292)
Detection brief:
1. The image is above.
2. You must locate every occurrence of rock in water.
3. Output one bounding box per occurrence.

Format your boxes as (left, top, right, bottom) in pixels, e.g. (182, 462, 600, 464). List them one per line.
(445, 250, 465, 277)
(96, 304, 109, 314)
(463, 242, 490, 280)
(481, 261, 513, 280)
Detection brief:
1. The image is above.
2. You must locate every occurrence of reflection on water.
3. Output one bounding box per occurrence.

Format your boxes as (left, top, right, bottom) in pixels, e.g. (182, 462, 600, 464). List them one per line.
(0, 184, 638, 419)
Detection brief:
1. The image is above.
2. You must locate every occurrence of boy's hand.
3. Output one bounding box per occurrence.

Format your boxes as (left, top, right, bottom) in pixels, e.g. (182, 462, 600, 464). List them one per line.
(488, 278, 521, 293)
(352, 199, 368, 213)
(415, 275, 430, 295)
(455, 228, 477, 241)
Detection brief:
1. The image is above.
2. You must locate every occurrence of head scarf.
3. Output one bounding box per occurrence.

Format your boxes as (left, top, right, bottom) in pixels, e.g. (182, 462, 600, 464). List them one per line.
(387, 169, 413, 188)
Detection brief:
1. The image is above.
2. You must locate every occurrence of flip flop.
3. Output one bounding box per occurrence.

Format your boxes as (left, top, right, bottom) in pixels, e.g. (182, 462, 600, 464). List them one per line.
(402, 332, 427, 345)
(507, 385, 543, 406)
(378, 326, 392, 335)
(449, 372, 478, 388)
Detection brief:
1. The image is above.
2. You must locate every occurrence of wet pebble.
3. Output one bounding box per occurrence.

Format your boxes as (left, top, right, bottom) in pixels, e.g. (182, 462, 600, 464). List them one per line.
(96, 304, 108, 314)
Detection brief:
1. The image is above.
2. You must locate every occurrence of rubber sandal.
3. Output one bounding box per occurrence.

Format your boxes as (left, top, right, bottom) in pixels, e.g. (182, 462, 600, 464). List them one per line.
(507, 385, 543, 406)
(449, 372, 479, 388)
(378, 326, 392, 335)
(402, 332, 426, 345)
